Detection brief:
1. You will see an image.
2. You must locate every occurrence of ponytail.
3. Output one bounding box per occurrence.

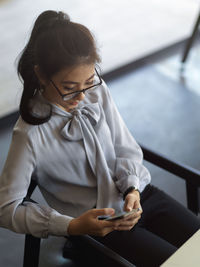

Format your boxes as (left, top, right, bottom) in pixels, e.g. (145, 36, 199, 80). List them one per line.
(17, 11, 60, 124)
(17, 10, 101, 125)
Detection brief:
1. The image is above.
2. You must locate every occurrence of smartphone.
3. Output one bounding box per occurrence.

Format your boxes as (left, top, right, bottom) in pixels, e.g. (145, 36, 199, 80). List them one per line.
(98, 208, 141, 221)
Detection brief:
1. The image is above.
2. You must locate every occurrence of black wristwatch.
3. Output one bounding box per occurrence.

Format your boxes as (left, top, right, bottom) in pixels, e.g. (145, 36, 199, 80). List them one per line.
(123, 186, 140, 200)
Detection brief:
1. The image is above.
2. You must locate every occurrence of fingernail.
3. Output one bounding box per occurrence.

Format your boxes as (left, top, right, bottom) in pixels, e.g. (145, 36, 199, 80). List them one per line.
(110, 208, 115, 213)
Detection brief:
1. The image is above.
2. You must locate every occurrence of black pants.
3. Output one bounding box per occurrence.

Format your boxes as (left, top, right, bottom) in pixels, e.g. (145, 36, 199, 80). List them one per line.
(91, 184, 200, 267)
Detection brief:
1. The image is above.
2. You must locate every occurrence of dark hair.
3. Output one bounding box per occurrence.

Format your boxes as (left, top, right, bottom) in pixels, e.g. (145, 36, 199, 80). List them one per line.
(17, 10, 101, 125)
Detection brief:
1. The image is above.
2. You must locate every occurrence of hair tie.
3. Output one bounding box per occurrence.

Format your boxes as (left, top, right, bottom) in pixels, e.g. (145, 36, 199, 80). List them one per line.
(56, 12, 71, 24)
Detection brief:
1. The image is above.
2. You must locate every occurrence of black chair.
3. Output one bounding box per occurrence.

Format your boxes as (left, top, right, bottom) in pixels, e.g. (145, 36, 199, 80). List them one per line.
(23, 144, 200, 267)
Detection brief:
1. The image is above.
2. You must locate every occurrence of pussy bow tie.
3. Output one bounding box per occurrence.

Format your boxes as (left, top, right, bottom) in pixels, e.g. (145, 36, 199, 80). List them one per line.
(60, 101, 124, 212)
(61, 102, 101, 141)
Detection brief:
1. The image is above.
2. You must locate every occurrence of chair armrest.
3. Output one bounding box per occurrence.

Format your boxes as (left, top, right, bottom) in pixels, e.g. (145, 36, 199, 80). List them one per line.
(68, 235, 135, 267)
(140, 144, 200, 185)
(140, 144, 200, 214)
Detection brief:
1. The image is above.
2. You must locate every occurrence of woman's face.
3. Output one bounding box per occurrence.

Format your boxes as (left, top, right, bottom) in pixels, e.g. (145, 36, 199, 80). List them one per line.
(35, 63, 95, 112)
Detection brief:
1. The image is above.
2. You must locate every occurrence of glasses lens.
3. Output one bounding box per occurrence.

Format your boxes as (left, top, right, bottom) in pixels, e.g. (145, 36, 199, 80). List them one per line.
(62, 72, 101, 101)
(63, 93, 78, 101)
(84, 85, 99, 96)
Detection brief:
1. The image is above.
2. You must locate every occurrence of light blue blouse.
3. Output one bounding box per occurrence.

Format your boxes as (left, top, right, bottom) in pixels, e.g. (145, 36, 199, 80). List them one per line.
(0, 79, 151, 238)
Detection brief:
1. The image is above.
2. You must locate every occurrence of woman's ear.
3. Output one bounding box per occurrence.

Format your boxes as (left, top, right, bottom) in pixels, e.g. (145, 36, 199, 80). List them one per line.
(34, 65, 47, 87)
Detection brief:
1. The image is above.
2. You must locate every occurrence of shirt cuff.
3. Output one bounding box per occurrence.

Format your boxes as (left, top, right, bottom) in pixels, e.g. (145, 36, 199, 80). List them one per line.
(48, 210, 74, 237)
(115, 174, 140, 195)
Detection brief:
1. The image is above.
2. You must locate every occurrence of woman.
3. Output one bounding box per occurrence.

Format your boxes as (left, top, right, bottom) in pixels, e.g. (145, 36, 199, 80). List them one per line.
(0, 10, 199, 267)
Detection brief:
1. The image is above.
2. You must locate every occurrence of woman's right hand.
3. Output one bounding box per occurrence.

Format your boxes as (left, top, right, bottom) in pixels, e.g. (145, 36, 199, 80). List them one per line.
(68, 208, 120, 237)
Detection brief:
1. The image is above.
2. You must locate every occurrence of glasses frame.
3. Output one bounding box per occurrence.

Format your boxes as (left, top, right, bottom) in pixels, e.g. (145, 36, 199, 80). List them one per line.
(50, 67, 102, 101)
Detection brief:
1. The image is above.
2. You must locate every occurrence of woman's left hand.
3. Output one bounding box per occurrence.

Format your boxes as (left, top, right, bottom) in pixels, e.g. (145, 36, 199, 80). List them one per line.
(124, 189, 142, 212)
(114, 190, 143, 231)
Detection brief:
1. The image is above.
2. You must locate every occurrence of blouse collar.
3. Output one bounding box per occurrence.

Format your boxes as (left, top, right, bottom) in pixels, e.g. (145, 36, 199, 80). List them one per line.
(32, 90, 80, 118)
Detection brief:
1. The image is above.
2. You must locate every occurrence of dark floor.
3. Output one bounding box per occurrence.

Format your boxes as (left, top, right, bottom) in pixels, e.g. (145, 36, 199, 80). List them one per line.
(108, 55, 200, 207)
(1, 44, 200, 266)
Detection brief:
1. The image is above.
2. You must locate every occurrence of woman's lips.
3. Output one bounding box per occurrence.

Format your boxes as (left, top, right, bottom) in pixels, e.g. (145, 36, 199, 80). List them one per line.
(70, 101, 79, 106)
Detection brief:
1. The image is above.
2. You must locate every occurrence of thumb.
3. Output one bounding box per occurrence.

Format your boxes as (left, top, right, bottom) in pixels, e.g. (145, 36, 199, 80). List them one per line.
(91, 208, 115, 218)
(124, 197, 134, 212)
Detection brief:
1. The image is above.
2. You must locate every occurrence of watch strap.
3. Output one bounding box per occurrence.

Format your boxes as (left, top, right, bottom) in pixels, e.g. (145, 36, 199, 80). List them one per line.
(123, 186, 140, 200)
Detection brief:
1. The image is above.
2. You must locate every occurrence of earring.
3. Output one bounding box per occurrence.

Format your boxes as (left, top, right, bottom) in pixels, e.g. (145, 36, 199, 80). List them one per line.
(33, 88, 37, 96)
(40, 84, 45, 93)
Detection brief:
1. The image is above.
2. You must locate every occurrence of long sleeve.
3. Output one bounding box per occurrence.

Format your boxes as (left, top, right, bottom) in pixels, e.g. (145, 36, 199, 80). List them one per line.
(0, 125, 73, 238)
(100, 79, 151, 193)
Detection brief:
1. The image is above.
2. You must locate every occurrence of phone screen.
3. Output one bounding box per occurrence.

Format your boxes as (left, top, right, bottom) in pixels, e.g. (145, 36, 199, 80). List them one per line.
(102, 208, 141, 221)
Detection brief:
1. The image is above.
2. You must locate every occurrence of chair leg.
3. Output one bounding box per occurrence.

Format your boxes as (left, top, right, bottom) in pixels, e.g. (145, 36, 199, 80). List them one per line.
(181, 11, 200, 64)
(23, 234, 41, 267)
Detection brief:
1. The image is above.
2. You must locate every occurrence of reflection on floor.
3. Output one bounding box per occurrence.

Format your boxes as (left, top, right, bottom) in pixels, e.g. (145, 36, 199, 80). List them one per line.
(1, 44, 200, 266)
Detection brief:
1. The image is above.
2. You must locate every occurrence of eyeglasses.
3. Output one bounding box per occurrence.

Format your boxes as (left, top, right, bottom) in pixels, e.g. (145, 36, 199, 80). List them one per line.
(50, 67, 102, 101)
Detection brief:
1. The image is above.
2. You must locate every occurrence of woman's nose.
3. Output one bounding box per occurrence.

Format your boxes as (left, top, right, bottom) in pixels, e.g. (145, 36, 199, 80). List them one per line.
(75, 91, 85, 101)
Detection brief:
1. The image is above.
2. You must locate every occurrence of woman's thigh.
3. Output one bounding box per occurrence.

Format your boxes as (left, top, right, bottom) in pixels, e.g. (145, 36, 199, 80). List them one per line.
(140, 184, 200, 248)
(92, 184, 200, 266)
(92, 226, 177, 267)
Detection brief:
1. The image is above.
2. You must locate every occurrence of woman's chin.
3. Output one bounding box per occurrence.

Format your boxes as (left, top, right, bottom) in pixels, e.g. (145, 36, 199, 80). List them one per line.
(66, 102, 79, 112)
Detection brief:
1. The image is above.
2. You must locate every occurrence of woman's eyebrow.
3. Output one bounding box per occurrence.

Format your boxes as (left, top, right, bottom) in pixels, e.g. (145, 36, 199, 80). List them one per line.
(61, 73, 95, 84)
